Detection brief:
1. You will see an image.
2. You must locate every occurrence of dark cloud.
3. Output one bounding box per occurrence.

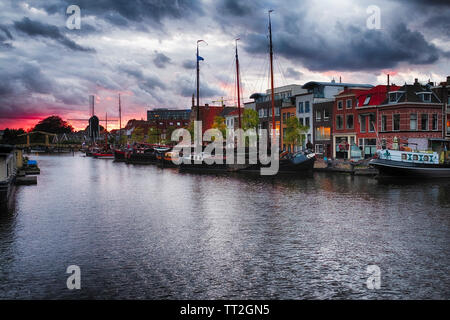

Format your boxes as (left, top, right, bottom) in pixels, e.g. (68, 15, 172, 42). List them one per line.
(244, 22, 441, 71)
(0, 25, 13, 48)
(217, 0, 255, 17)
(39, 0, 204, 26)
(182, 59, 196, 69)
(13, 17, 95, 52)
(175, 75, 223, 98)
(285, 67, 302, 79)
(153, 51, 171, 69)
(119, 64, 166, 92)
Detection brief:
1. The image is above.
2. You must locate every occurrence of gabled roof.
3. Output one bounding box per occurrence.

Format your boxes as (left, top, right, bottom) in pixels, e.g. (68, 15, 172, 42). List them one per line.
(357, 85, 401, 107)
(381, 83, 442, 104)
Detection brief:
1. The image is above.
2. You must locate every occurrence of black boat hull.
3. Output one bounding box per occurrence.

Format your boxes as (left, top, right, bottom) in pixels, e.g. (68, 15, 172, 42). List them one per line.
(370, 158, 450, 178)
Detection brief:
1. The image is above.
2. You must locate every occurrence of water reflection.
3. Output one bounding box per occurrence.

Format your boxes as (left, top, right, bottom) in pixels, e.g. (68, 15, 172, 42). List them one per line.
(0, 154, 449, 299)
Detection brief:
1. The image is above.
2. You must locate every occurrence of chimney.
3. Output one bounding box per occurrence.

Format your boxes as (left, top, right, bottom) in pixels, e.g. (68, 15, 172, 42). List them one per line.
(414, 78, 419, 85)
(339, 76, 342, 83)
(386, 74, 390, 99)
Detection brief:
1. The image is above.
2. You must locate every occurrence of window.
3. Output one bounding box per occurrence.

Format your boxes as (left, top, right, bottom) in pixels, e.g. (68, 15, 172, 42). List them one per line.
(315, 144, 324, 154)
(305, 117, 310, 128)
(369, 114, 375, 132)
(299, 118, 304, 126)
(421, 114, 428, 130)
(298, 102, 304, 113)
(363, 95, 371, 105)
(389, 92, 398, 103)
(432, 114, 438, 131)
(258, 109, 263, 117)
(381, 115, 387, 132)
(410, 113, 417, 130)
(305, 101, 310, 113)
(422, 93, 431, 102)
(360, 115, 366, 133)
(337, 101, 343, 110)
(177, 122, 181, 126)
(346, 99, 352, 109)
(316, 110, 322, 121)
(315, 126, 331, 140)
(282, 112, 286, 122)
(283, 128, 286, 138)
(275, 107, 280, 116)
(336, 115, 344, 130)
(346, 114, 354, 129)
(323, 109, 330, 120)
(393, 114, 400, 131)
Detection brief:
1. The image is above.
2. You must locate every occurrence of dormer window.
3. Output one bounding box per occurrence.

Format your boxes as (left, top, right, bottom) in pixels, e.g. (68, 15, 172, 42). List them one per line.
(416, 92, 431, 102)
(363, 95, 371, 106)
(389, 91, 404, 103)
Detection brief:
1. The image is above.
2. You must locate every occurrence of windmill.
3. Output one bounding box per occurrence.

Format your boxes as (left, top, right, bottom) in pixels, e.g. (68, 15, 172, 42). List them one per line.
(68, 95, 119, 143)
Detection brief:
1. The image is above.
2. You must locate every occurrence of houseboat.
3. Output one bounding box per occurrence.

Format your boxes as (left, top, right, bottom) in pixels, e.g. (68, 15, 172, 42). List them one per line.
(0, 145, 17, 208)
(370, 139, 450, 178)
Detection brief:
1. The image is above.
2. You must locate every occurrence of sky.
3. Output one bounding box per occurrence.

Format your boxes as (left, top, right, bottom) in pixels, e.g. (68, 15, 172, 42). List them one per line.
(0, 0, 449, 131)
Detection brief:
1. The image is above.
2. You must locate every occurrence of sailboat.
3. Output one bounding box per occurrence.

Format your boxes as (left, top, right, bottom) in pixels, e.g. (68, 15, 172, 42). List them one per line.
(237, 10, 316, 174)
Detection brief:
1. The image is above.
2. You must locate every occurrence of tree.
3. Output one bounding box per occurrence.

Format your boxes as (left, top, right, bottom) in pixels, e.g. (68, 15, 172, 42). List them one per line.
(131, 127, 145, 143)
(284, 117, 309, 148)
(211, 116, 226, 137)
(32, 115, 73, 134)
(163, 126, 176, 144)
(1, 128, 26, 145)
(242, 109, 259, 130)
(146, 127, 161, 144)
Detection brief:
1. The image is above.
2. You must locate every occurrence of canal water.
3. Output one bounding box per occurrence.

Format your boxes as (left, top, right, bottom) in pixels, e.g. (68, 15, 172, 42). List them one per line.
(0, 154, 449, 299)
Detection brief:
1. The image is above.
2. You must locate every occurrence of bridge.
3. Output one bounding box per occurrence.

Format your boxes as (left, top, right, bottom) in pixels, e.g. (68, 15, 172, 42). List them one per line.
(16, 131, 82, 150)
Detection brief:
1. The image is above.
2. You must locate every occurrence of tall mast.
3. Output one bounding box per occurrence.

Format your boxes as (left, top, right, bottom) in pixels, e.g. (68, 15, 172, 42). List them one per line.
(235, 38, 242, 129)
(268, 10, 276, 141)
(196, 42, 200, 121)
(118, 93, 122, 144)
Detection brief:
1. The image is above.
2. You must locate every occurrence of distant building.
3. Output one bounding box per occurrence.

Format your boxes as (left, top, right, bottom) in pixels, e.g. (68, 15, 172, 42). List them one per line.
(251, 84, 306, 146)
(147, 108, 191, 129)
(280, 103, 297, 152)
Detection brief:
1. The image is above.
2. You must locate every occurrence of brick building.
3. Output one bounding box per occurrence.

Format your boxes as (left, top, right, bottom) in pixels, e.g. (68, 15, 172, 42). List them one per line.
(281, 104, 296, 152)
(312, 101, 333, 157)
(431, 76, 450, 139)
(377, 79, 443, 151)
(332, 87, 371, 159)
(356, 85, 400, 158)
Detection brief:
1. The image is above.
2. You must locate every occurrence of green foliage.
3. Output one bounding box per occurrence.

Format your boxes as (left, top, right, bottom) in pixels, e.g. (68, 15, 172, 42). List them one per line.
(211, 116, 226, 137)
(242, 109, 259, 130)
(1, 128, 26, 145)
(284, 117, 308, 147)
(32, 115, 73, 134)
(146, 127, 161, 144)
(131, 127, 145, 143)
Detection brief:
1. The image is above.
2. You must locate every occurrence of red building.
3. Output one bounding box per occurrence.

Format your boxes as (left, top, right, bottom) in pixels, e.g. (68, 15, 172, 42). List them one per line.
(190, 104, 225, 134)
(377, 79, 443, 151)
(332, 87, 370, 159)
(356, 85, 400, 158)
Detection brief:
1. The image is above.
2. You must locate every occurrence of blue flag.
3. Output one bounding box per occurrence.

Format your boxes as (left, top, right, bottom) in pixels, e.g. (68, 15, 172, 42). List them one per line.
(197, 55, 204, 61)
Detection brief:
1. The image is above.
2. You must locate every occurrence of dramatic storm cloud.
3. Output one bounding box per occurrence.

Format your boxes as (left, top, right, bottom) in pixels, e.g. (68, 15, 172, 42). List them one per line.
(0, 0, 448, 130)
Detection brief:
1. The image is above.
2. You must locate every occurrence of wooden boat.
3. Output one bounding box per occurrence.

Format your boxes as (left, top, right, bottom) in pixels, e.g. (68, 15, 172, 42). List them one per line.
(92, 152, 114, 159)
(125, 144, 171, 164)
(114, 149, 126, 162)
